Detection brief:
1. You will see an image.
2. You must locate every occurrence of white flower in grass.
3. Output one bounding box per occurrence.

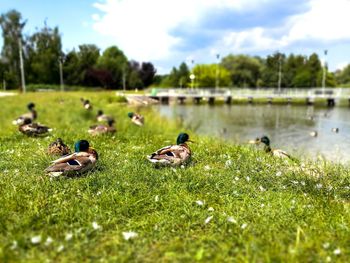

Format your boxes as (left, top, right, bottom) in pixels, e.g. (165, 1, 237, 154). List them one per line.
(196, 200, 204, 206)
(301, 181, 306, 186)
(225, 160, 232, 167)
(333, 248, 341, 255)
(246, 176, 250, 182)
(65, 233, 73, 241)
(260, 203, 265, 208)
(241, 223, 248, 229)
(181, 165, 185, 169)
(31, 235, 41, 244)
(204, 216, 213, 224)
(155, 195, 159, 202)
(291, 180, 298, 185)
(208, 207, 214, 212)
(227, 217, 237, 223)
(204, 165, 210, 171)
(92, 222, 101, 230)
(122, 231, 138, 240)
(326, 256, 331, 262)
(57, 245, 64, 252)
(259, 186, 266, 192)
(316, 183, 323, 189)
(275, 171, 282, 177)
(96, 191, 102, 196)
(10, 241, 17, 250)
(323, 242, 330, 249)
(234, 177, 239, 181)
(171, 168, 177, 173)
(45, 237, 53, 246)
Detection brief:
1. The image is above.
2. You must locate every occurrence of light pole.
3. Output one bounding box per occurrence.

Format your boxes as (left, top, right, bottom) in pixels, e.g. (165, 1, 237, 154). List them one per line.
(59, 56, 64, 91)
(277, 53, 282, 93)
(18, 37, 26, 93)
(215, 53, 220, 89)
(322, 49, 328, 91)
(190, 74, 195, 89)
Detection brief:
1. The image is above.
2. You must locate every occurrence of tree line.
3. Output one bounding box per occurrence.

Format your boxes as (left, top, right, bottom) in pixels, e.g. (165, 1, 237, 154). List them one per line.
(1, 9, 350, 90)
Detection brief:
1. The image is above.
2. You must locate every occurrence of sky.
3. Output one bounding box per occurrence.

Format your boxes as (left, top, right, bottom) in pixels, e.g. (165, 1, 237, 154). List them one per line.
(1, 0, 350, 74)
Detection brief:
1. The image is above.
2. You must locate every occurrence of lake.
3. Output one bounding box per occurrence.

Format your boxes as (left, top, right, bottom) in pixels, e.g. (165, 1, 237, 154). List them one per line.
(157, 104, 350, 163)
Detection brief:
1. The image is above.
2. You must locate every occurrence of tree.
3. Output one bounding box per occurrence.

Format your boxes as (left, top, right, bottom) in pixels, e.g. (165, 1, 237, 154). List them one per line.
(26, 24, 62, 84)
(0, 9, 26, 89)
(335, 64, 350, 86)
(97, 46, 127, 88)
(160, 62, 190, 87)
(221, 54, 263, 87)
(261, 52, 286, 88)
(139, 62, 156, 87)
(192, 64, 231, 87)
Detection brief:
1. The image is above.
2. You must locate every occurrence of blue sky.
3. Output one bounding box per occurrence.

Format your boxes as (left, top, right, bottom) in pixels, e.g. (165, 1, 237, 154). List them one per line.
(1, 0, 350, 74)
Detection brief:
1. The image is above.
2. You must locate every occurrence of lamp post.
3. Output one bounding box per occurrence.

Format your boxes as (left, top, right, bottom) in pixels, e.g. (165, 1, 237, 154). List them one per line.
(215, 53, 220, 89)
(59, 56, 64, 92)
(322, 49, 328, 91)
(18, 37, 26, 93)
(190, 73, 195, 89)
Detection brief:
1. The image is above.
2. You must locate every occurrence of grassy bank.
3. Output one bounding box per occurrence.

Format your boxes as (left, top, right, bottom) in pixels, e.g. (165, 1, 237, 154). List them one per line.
(0, 92, 349, 262)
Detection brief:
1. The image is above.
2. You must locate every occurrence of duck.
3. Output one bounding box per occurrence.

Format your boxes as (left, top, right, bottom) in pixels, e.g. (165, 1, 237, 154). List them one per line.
(18, 119, 52, 136)
(331, 128, 339, 133)
(128, 112, 144, 126)
(96, 110, 114, 122)
(47, 138, 71, 156)
(147, 133, 192, 166)
(80, 98, 92, 110)
(309, 131, 318, 137)
(12, 102, 37, 125)
(250, 136, 291, 159)
(88, 119, 116, 135)
(45, 140, 98, 177)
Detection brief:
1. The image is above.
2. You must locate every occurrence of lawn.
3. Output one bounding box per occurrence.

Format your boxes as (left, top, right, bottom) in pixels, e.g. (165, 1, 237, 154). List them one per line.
(0, 92, 349, 262)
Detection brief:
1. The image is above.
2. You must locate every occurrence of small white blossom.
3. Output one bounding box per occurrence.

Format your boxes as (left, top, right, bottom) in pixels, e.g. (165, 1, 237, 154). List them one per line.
(65, 233, 73, 241)
(57, 245, 64, 252)
(234, 177, 239, 181)
(31, 235, 41, 244)
(227, 217, 237, 223)
(333, 248, 341, 255)
(45, 237, 53, 246)
(323, 242, 330, 249)
(181, 165, 185, 169)
(275, 171, 282, 177)
(316, 183, 323, 189)
(204, 165, 210, 171)
(196, 200, 204, 206)
(10, 241, 17, 250)
(96, 191, 102, 196)
(246, 176, 250, 182)
(204, 216, 213, 224)
(259, 186, 266, 192)
(122, 231, 138, 240)
(155, 195, 159, 202)
(326, 256, 331, 262)
(92, 222, 101, 230)
(225, 160, 232, 167)
(208, 207, 214, 212)
(261, 203, 265, 208)
(241, 223, 248, 229)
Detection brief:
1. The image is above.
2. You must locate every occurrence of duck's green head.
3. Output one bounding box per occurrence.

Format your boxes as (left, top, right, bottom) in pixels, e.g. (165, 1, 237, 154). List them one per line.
(27, 102, 35, 110)
(176, 133, 190, 145)
(97, 110, 103, 116)
(127, 112, 134, 118)
(74, 140, 90, 152)
(260, 136, 270, 146)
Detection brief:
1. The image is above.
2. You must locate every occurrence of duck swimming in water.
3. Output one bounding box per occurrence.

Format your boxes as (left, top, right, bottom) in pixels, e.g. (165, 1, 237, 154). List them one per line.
(45, 140, 98, 177)
(147, 133, 192, 166)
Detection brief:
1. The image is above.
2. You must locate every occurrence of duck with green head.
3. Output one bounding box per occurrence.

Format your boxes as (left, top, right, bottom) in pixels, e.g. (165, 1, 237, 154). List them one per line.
(97, 110, 114, 123)
(251, 135, 291, 159)
(18, 118, 52, 136)
(128, 112, 144, 126)
(81, 98, 92, 110)
(12, 102, 37, 125)
(88, 119, 116, 135)
(45, 140, 98, 177)
(147, 133, 192, 166)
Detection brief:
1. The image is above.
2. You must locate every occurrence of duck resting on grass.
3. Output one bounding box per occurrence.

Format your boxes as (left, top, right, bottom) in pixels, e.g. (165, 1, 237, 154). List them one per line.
(96, 110, 114, 123)
(88, 119, 116, 135)
(250, 136, 291, 159)
(47, 138, 71, 156)
(128, 112, 144, 126)
(147, 133, 192, 166)
(45, 140, 98, 177)
(80, 98, 92, 110)
(12, 102, 37, 125)
(19, 119, 52, 136)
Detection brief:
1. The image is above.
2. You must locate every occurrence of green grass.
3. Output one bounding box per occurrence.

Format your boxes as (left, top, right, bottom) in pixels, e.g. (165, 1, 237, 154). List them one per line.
(0, 92, 349, 262)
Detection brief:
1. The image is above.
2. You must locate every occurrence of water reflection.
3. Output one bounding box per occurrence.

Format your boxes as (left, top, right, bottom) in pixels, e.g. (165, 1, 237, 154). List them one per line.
(157, 104, 350, 163)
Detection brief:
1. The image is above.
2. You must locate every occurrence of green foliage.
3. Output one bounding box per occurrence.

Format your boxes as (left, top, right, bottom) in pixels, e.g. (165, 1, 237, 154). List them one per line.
(0, 92, 349, 261)
(335, 64, 350, 86)
(160, 62, 190, 88)
(192, 64, 231, 88)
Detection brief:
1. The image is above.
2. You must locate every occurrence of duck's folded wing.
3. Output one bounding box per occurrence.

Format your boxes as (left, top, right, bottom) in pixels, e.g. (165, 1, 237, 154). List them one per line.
(51, 153, 78, 164)
(46, 156, 91, 172)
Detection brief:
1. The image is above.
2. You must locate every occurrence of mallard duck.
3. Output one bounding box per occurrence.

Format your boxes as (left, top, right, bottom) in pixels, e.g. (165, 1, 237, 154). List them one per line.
(147, 133, 192, 166)
(45, 140, 98, 177)
(12, 102, 37, 125)
(250, 136, 291, 159)
(96, 110, 114, 122)
(47, 138, 71, 156)
(309, 131, 318, 137)
(128, 112, 144, 126)
(19, 119, 52, 136)
(80, 98, 92, 110)
(88, 119, 116, 135)
(331, 128, 339, 133)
